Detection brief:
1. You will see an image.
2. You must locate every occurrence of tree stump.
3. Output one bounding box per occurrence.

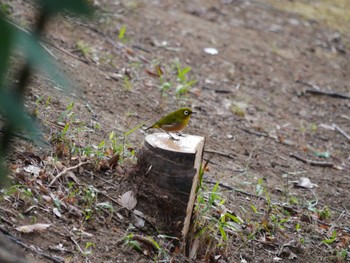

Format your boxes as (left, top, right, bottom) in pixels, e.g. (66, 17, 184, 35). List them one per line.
(136, 133, 205, 240)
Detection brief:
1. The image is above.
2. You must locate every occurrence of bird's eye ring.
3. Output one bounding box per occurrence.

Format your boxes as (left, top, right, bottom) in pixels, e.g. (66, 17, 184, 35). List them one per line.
(184, 110, 189, 115)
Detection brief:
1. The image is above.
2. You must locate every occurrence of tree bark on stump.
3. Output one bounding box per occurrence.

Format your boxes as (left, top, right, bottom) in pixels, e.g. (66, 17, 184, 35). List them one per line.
(136, 133, 205, 241)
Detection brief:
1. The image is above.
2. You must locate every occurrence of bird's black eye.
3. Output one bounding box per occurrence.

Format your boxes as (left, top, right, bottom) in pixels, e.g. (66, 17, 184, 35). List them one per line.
(184, 110, 189, 116)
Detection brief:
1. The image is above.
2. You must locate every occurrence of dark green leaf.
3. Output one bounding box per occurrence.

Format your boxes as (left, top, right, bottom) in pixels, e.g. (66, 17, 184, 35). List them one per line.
(0, 17, 13, 86)
(11, 23, 70, 90)
(38, 0, 93, 16)
(0, 90, 40, 142)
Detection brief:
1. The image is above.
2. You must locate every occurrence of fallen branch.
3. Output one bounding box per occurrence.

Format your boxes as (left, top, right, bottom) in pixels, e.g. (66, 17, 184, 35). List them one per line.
(297, 80, 350, 100)
(69, 237, 86, 256)
(289, 153, 334, 167)
(204, 149, 236, 160)
(0, 227, 63, 263)
(333, 124, 350, 142)
(237, 126, 296, 146)
(203, 179, 265, 200)
(70, 19, 150, 64)
(304, 88, 350, 100)
(43, 40, 90, 65)
(237, 126, 270, 138)
(48, 161, 90, 187)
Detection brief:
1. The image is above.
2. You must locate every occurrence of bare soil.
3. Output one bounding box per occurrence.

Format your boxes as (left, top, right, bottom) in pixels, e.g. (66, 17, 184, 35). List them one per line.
(1, 0, 350, 262)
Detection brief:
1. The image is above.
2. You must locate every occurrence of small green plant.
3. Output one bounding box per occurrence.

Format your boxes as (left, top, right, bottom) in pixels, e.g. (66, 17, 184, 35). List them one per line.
(67, 182, 79, 202)
(336, 249, 348, 262)
(118, 24, 127, 42)
(174, 63, 197, 96)
(318, 206, 332, 221)
(33, 95, 52, 118)
(76, 40, 91, 57)
(122, 233, 170, 261)
(123, 234, 142, 252)
(82, 185, 97, 221)
(0, 3, 11, 15)
(109, 131, 122, 155)
(33, 95, 43, 117)
(83, 241, 95, 256)
(231, 103, 246, 117)
(193, 181, 243, 256)
(288, 195, 299, 205)
(322, 229, 337, 245)
(256, 178, 271, 205)
(159, 81, 171, 96)
(108, 123, 142, 161)
(123, 76, 133, 91)
(95, 201, 114, 213)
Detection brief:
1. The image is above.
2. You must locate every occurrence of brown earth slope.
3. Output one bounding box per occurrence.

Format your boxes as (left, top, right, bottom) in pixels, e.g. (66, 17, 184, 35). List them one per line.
(1, 0, 350, 262)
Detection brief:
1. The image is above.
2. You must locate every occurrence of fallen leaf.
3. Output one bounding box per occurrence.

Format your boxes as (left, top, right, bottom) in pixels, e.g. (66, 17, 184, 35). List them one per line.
(204, 47, 219, 55)
(120, 190, 137, 210)
(273, 257, 283, 262)
(66, 170, 79, 184)
(313, 151, 330, 158)
(338, 233, 350, 247)
(145, 65, 163, 78)
(16, 223, 51, 233)
(116, 166, 124, 175)
(133, 215, 145, 229)
(294, 177, 318, 189)
(109, 153, 120, 168)
(49, 243, 69, 252)
(53, 207, 62, 218)
(189, 237, 200, 260)
(99, 159, 110, 171)
(23, 165, 41, 176)
(289, 253, 298, 260)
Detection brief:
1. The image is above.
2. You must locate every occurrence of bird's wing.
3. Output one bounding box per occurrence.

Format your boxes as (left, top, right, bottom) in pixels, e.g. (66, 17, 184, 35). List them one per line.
(159, 113, 180, 124)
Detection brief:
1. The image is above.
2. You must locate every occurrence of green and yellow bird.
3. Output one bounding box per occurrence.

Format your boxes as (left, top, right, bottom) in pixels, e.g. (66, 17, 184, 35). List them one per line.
(145, 107, 194, 138)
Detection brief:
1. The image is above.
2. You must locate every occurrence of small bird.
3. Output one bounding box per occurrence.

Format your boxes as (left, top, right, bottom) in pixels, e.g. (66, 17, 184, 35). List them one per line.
(145, 107, 194, 139)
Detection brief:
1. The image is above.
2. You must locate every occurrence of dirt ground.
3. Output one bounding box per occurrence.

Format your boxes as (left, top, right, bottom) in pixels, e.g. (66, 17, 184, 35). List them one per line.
(1, 0, 350, 262)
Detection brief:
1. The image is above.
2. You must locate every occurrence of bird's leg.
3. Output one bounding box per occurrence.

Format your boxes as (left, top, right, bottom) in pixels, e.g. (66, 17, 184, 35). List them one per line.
(161, 129, 179, 140)
(176, 132, 185, 137)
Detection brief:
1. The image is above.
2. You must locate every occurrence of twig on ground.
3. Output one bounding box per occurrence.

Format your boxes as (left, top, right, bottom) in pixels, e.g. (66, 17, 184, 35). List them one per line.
(69, 237, 85, 255)
(332, 124, 350, 142)
(203, 179, 265, 200)
(304, 88, 350, 100)
(95, 175, 120, 189)
(132, 45, 151, 53)
(289, 153, 334, 167)
(0, 227, 64, 263)
(98, 190, 122, 206)
(0, 206, 18, 217)
(70, 19, 150, 63)
(297, 80, 350, 100)
(237, 126, 270, 138)
(0, 216, 14, 227)
(277, 240, 297, 256)
(204, 149, 236, 160)
(43, 40, 90, 64)
(48, 161, 90, 187)
(237, 127, 296, 146)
